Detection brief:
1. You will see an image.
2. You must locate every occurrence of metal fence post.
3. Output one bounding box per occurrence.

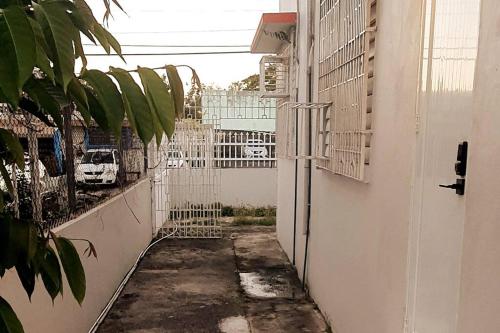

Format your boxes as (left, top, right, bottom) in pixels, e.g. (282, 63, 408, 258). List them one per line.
(63, 104, 77, 211)
(117, 134, 126, 186)
(26, 112, 43, 223)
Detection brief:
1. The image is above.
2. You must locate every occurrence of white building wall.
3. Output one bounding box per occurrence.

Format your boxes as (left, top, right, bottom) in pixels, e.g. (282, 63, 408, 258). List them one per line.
(276, 0, 424, 331)
(279, 0, 297, 12)
(276, 0, 311, 270)
(457, 1, 500, 331)
(219, 168, 277, 207)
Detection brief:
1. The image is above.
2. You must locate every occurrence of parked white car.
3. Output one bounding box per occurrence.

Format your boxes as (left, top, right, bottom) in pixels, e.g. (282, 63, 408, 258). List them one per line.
(75, 149, 119, 185)
(243, 139, 268, 158)
(167, 150, 185, 168)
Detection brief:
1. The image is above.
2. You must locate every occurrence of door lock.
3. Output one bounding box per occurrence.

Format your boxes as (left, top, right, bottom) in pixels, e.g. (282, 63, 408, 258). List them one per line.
(439, 141, 468, 196)
(454, 141, 468, 177)
(439, 178, 465, 195)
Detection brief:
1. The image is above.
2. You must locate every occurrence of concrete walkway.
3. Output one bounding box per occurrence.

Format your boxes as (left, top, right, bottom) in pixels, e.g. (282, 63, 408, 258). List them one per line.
(98, 226, 329, 333)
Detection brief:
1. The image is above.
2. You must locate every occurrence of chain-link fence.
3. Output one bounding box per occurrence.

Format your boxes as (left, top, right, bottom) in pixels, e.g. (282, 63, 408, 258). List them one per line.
(0, 104, 146, 230)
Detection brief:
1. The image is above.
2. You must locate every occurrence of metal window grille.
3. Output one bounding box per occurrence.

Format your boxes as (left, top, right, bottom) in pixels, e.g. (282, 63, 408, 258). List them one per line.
(277, 102, 331, 160)
(318, 0, 376, 181)
(259, 55, 290, 98)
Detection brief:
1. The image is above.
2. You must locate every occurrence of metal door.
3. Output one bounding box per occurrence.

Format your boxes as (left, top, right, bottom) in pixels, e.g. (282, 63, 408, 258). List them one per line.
(407, 0, 481, 332)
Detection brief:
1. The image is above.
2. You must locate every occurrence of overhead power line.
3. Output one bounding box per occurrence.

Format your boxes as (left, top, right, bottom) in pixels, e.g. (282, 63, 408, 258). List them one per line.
(83, 43, 251, 48)
(112, 28, 255, 34)
(85, 50, 252, 56)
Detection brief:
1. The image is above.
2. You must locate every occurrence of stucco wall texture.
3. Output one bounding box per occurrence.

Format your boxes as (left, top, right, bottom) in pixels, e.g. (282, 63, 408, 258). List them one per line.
(220, 168, 277, 207)
(457, 1, 500, 331)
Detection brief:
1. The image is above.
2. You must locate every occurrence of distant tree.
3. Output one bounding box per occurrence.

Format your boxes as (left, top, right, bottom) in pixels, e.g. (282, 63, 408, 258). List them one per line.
(229, 74, 259, 91)
(183, 70, 203, 120)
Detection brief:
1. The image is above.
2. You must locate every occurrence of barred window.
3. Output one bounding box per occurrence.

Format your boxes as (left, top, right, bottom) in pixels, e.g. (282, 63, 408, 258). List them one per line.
(317, 0, 376, 181)
(259, 55, 289, 98)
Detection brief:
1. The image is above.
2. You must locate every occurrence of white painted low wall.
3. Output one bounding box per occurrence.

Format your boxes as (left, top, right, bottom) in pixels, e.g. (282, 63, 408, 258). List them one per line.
(0, 179, 153, 333)
(220, 168, 277, 207)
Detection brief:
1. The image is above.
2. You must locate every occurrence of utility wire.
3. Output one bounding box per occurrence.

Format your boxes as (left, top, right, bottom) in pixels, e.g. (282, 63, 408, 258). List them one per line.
(112, 28, 255, 34)
(83, 43, 251, 48)
(85, 50, 251, 56)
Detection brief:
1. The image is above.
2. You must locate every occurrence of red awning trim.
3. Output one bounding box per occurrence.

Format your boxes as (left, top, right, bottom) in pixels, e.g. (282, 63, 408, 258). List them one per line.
(251, 12, 297, 54)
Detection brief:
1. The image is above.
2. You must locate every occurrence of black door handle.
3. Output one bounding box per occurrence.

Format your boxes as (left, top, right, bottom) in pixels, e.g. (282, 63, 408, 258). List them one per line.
(439, 179, 465, 195)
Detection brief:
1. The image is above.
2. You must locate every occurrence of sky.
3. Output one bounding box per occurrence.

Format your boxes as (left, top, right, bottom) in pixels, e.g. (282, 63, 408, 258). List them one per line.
(84, 0, 279, 89)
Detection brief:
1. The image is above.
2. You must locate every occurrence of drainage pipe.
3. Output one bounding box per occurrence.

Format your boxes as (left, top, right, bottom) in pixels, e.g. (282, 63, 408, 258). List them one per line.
(291, 7, 300, 266)
(302, 71, 313, 290)
(302, 0, 314, 290)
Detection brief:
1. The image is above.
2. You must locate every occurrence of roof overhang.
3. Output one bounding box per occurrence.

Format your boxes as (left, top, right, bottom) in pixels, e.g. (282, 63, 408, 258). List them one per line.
(251, 12, 297, 54)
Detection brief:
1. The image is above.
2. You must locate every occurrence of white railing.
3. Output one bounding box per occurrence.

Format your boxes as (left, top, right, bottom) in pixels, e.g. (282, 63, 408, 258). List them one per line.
(215, 130, 276, 168)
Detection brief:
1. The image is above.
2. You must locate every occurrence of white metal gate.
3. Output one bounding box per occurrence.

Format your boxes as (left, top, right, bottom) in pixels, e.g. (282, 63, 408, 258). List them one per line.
(150, 90, 276, 239)
(150, 121, 221, 239)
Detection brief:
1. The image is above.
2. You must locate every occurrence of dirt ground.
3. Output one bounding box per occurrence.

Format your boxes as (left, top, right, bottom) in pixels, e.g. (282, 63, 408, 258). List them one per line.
(97, 226, 329, 333)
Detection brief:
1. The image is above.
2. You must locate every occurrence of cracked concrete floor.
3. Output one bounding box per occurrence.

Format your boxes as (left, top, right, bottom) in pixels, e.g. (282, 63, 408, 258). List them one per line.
(98, 226, 329, 333)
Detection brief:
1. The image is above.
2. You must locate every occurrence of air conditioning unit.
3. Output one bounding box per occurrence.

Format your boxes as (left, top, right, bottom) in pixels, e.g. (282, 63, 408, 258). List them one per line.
(259, 56, 289, 98)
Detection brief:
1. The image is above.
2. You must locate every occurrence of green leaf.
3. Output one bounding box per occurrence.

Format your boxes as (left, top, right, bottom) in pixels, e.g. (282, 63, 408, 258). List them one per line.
(39, 246, 63, 301)
(102, 0, 126, 23)
(18, 97, 57, 129)
(102, 28, 124, 62)
(73, 32, 87, 69)
(0, 191, 4, 213)
(151, 112, 163, 146)
(15, 263, 35, 300)
(1, 219, 37, 269)
(28, 18, 55, 84)
(68, 78, 88, 109)
(0, 296, 24, 333)
(68, 78, 91, 124)
(82, 70, 124, 138)
(109, 67, 153, 143)
(0, 16, 20, 105)
(137, 67, 175, 139)
(74, 0, 97, 23)
(52, 236, 86, 305)
(0, 129, 24, 169)
(2, 5, 36, 91)
(0, 214, 11, 265)
(28, 17, 53, 60)
(68, 5, 96, 44)
(23, 77, 66, 129)
(84, 87, 108, 131)
(92, 24, 110, 54)
(34, 1, 77, 92)
(34, 45, 55, 84)
(165, 65, 184, 118)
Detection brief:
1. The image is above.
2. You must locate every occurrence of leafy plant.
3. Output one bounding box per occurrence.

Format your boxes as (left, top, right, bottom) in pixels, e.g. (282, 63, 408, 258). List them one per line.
(0, 0, 194, 331)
